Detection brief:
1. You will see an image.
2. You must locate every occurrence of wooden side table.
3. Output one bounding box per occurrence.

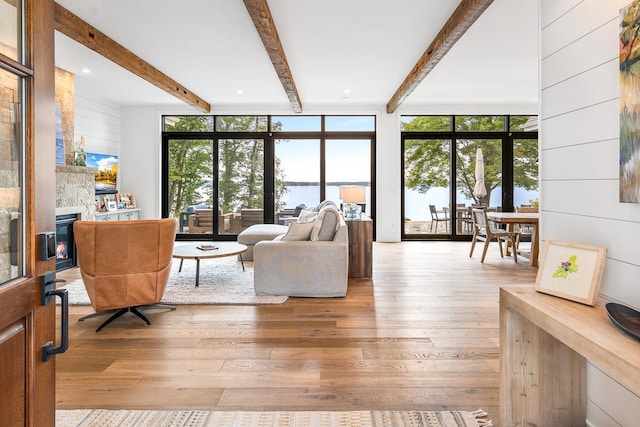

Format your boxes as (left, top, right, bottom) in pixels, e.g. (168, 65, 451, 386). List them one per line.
(346, 215, 373, 278)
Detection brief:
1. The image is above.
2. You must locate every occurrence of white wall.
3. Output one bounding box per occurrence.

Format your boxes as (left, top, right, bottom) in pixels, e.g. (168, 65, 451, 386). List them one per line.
(541, 0, 640, 425)
(75, 94, 121, 161)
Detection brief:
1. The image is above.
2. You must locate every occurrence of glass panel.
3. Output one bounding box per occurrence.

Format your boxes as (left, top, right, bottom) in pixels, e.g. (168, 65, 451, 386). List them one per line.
(514, 138, 539, 208)
(403, 139, 451, 236)
(0, 68, 24, 284)
(401, 116, 451, 131)
(167, 138, 214, 236)
(219, 138, 264, 234)
(271, 116, 321, 132)
(274, 139, 320, 223)
(163, 115, 213, 132)
(455, 115, 505, 131)
(326, 139, 371, 216)
(325, 116, 375, 131)
(0, 0, 21, 62)
(216, 116, 267, 132)
(510, 115, 538, 132)
(455, 138, 502, 234)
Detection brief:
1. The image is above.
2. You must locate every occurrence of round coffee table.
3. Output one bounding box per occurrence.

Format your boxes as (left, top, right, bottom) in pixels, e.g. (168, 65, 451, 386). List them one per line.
(172, 242, 247, 287)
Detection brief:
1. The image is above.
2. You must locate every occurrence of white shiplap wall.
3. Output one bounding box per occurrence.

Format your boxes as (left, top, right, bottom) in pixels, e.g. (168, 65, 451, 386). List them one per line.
(74, 93, 121, 177)
(541, 0, 640, 425)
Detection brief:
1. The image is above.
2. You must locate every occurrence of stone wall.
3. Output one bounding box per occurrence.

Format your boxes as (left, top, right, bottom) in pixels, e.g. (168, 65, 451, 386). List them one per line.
(56, 165, 97, 220)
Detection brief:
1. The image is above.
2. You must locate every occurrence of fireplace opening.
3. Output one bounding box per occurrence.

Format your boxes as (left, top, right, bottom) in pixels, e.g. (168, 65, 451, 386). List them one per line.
(56, 214, 78, 272)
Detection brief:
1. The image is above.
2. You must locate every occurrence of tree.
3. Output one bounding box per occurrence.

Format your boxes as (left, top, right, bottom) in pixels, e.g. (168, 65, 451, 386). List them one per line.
(166, 115, 287, 221)
(403, 116, 538, 206)
(165, 117, 213, 218)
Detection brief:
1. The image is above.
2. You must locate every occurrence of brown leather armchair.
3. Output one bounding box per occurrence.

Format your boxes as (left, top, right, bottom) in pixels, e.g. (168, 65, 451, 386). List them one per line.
(73, 218, 177, 331)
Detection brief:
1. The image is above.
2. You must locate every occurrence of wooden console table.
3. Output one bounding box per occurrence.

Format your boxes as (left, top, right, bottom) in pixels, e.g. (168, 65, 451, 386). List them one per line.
(500, 286, 640, 426)
(345, 215, 372, 278)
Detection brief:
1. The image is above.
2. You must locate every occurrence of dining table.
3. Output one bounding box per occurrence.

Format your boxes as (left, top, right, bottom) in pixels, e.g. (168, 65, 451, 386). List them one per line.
(487, 212, 539, 267)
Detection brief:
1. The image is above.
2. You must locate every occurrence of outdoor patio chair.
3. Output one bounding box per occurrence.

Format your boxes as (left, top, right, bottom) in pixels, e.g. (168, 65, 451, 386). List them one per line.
(469, 208, 519, 263)
(428, 204, 449, 233)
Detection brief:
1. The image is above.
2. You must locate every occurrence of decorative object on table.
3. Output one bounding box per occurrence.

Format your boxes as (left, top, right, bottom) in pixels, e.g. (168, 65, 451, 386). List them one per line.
(116, 192, 136, 208)
(196, 244, 218, 251)
(620, 0, 640, 203)
(73, 136, 87, 166)
(339, 185, 366, 219)
(606, 302, 640, 341)
(105, 200, 117, 212)
(534, 240, 607, 306)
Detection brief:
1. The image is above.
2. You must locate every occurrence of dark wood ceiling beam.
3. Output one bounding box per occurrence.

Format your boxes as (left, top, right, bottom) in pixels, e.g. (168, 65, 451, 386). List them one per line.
(54, 3, 211, 112)
(386, 0, 494, 114)
(243, 0, 302, 113)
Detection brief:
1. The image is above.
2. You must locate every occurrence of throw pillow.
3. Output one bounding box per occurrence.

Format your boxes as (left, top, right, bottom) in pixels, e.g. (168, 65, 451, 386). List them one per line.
(310, 205, 341, 241)
(281, 221, 314, 241)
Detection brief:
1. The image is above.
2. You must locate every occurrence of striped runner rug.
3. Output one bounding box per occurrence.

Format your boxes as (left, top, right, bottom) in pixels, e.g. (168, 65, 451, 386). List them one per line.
(55, 409, 492, 427)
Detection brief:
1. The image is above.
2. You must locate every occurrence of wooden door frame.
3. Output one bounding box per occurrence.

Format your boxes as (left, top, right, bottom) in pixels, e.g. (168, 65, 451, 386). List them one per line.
(0, 0, 58, 425)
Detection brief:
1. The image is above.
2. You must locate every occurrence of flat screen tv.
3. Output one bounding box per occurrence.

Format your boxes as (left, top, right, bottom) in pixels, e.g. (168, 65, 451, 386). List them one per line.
(86, 152, 118, 194)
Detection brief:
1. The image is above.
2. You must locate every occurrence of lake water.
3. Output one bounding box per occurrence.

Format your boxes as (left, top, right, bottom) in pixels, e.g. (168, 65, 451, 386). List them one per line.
(281, 184, 538, 220)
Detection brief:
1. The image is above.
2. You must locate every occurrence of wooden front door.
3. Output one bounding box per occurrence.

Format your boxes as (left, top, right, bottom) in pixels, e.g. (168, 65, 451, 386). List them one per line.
(0, 0, 60, 425)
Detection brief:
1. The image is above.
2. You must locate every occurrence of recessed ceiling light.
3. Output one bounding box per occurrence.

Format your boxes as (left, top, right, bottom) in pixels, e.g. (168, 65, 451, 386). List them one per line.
(81, 68, 91, 74)
(236, 89, 244, 94)
(343, 89, 351, 94)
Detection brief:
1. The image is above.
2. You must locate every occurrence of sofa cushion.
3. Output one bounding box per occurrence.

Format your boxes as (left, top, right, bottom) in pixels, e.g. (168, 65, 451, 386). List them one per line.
(297, 207, 318, 222)
(237, 224, 289, 246)
(281, 221, 314, 241)
(310, 205, 341, 241)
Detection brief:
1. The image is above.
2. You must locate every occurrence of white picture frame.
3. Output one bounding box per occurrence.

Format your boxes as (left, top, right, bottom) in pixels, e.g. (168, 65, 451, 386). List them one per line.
(106, 200, 118, 212)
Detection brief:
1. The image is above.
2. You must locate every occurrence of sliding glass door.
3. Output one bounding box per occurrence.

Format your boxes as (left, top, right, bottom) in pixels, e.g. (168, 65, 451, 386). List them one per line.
(401, 115, 538, 240)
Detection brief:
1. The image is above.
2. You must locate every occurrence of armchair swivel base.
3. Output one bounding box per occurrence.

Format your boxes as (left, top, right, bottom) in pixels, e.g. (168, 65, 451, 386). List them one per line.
(79, 304, 176, 332)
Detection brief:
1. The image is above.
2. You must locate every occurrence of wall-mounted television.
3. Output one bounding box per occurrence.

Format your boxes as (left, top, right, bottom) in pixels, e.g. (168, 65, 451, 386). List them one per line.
(86, 152, 118, 194)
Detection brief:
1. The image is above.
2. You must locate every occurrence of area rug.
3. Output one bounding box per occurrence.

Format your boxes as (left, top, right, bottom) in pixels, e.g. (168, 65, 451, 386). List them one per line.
(61, 257, 288, 305)
(55, 409, 492, 427)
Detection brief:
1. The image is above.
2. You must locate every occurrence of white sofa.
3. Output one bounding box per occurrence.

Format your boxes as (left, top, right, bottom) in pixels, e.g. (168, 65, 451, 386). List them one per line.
(253, 207, 348, 297)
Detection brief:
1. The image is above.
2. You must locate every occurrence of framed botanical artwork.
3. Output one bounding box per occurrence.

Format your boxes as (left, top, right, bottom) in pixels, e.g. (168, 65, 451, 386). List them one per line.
(117, 193, 136, 208)
(535, 240, 607, 306)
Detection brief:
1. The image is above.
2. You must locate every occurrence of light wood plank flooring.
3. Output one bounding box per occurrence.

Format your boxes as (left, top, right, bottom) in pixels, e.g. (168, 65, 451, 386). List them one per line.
(55, 241, 537, 423)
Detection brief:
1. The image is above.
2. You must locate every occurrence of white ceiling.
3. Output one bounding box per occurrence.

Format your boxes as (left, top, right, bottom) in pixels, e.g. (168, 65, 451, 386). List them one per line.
(53, 0, 539, 111)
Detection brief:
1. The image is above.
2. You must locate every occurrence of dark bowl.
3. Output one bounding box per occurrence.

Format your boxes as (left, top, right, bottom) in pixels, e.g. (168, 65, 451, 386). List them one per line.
(606, 302, 640, 342)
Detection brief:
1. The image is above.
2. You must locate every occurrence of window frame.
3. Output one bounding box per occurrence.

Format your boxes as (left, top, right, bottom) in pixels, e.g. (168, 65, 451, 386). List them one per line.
(401, 115, 538, 241)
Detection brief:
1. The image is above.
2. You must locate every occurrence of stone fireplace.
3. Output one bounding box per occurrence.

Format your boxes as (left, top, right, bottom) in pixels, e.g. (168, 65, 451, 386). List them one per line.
(55, 164, 96, 271)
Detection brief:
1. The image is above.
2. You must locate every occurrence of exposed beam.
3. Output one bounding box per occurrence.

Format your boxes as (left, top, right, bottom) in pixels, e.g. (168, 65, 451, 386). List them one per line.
(54, 3, 211, 112)
(243, 0, 302, 113)
(386, 0, 494, 114)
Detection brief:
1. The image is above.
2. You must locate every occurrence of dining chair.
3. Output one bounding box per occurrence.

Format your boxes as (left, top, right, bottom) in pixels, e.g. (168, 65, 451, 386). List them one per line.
(428, 204, 449, 233)
(469, 208, 519, 263)
(514, 206, 539, 251)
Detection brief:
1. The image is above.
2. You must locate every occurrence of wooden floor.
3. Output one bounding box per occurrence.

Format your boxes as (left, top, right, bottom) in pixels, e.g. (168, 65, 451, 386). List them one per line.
(55, 241, 537, 423)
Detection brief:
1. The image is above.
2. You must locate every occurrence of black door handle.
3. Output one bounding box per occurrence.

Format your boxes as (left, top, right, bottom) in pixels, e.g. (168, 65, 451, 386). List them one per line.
(43, 288, 69, 361)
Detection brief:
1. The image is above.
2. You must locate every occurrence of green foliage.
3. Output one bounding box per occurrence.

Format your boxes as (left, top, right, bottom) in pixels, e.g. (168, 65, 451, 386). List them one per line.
(168, 139, 212, 217)
(403, 116, 538, 205)
(167, 116, 286, 220)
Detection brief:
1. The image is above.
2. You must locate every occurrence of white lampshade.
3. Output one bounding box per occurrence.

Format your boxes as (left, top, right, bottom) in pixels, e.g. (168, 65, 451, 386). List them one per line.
(339, 186, 365, 203)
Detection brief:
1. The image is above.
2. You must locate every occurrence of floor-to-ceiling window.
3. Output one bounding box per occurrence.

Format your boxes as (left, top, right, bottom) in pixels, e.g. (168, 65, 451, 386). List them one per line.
(162, 115, 375, 241)
(401, 115, 538, 240)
